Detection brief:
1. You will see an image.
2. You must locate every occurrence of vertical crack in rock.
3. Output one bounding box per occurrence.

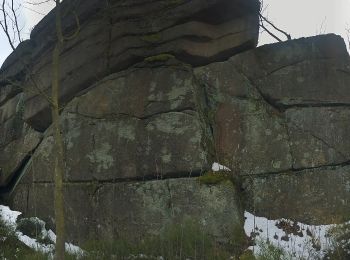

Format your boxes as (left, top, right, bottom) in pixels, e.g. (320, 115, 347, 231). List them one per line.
(191, 74, 216, 164)
(241, 160, 350, 179)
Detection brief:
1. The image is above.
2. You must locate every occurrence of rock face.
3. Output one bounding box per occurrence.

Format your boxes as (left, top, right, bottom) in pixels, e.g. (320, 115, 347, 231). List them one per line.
(10, 177, 244, 248)
(1, 0, 260, 131)
(25, 63, 211, 183)
(195, 34, 350, 224)
(0, 0, 350, 255)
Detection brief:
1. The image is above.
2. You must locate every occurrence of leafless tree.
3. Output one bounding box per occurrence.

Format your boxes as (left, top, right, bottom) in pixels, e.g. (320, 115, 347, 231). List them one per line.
(259, 0, 291, 42)
(0, 1, 79, 259)
(0, 0, 23, 49)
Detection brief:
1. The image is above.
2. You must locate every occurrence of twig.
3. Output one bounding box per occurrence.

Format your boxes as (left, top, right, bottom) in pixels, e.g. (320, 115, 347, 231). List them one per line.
(259, 13, 291, 40)
(10, 0, 22, 43)
(259, 18, 283, 42)
(1, 0, 16, 50)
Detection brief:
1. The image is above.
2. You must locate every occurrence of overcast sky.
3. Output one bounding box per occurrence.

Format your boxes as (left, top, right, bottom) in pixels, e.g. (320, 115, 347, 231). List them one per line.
(0, 0, 350, 67)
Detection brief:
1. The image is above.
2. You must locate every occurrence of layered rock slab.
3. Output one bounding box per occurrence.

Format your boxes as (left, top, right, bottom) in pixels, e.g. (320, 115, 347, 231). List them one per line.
(195, 34, 350, 224)
(195, 34, 350, 173)
(0, 89, 42, 189)
(286, 107, 350, 169)
(243, 165, 350, 224)
(8, 178, 245, 252)
(231, 34, 350, 107)
(22, 62, 211, 182)
(0, 0, 260, 131)
(194, 54, 293, 175)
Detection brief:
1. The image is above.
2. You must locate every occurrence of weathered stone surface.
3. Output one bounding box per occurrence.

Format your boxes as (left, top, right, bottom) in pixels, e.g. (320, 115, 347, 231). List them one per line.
(68, 64, 197, 119)
(8, 178, 245, 249)
(286, 107, 350, 169)
(23, 64, 210, 182)
(0, 91, 42, 189)
(0, 94, 25, 147)
(230, 34, 350, 107)
(0, 93, 23, 124)
(0, 40, 34, 84)
(231, 34, 348, 79)
(0, 125, 42, 187)
(243, 165, 350, 224)
(29, 111, 208, 182)
(211, 100, 292, 175)
(193, 34, 350, 227)
(1, 4, 350, 251)
(255, 58, 350, 107)
(195, 34, 350, 175)
(195, 60, 292, 175)
(0, 84, 22, 106)
(21, 0, 260, 131)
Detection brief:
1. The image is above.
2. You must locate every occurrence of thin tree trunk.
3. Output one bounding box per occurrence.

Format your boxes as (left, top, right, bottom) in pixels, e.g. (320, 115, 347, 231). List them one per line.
(52, 0, 65, 259)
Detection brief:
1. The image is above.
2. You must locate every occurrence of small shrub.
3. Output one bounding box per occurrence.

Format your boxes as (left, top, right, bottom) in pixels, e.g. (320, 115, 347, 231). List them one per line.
(324, 222, 350, 260)
(239, 249, 256, 260)
(255, 240, 289, 260)
(0, 219, 47, 260)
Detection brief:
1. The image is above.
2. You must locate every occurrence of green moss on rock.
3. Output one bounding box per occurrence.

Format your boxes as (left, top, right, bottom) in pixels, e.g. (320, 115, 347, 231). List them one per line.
(198, 170, 232, 185)
(141, 33, 162, 43)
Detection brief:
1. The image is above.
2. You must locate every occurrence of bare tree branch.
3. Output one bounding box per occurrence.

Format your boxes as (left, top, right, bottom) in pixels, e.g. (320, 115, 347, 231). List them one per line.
(258, 0, 291, 43)
(259, 18, 283, 42)
(10, 0, 22, 43)
(1, 0, 16, 50)
(259, 13, 291, 40)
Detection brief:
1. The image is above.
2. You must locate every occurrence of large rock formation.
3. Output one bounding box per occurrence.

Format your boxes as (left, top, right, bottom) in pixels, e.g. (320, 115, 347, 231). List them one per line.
(195, 34, 350, 224)
(2, 0, 260, 132)
(0, 0, 350, 256)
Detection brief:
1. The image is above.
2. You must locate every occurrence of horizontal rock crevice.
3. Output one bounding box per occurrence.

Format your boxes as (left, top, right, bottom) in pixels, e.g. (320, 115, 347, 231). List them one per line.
(241, 160, 350, 179)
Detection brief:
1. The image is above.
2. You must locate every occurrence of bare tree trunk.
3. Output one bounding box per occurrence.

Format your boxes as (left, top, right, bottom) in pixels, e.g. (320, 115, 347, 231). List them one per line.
(52, 0, 65, 259)
(1, 1, 79, 258)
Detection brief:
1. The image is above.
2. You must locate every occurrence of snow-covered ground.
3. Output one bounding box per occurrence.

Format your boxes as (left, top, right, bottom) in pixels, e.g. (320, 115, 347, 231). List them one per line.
(244, 211, 350, 259)
(0, 205, 84, 258)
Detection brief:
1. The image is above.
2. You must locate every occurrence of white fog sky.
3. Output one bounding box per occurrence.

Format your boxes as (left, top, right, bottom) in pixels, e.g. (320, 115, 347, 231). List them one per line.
(0, 0, 350, 66)
(259, 0, 350, 47)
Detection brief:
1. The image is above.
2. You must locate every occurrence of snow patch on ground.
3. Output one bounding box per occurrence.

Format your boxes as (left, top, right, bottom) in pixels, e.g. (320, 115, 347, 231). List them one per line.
(212, 162, 231, 172)
(0, 205, 84, 257)
(244, 211, 350, 259)
(0, 205, 21, 225)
